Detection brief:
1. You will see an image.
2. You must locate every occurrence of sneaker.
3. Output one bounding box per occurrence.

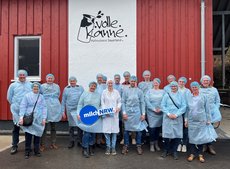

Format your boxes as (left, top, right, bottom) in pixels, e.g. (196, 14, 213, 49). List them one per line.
(173, 152, 179, 160)
(105, 148, 110, 155)
(120, 139, 124, 145)
(154, 141, 161, 151)
(121, 145, 128, 155)
(198, 155, 205, 163)
(50, 144, 58, 149)
(34, 152, 41, 157)
(150, 142, 155, 152)
(40, 145, 45, 152)
(111, 149, 117, 155)
(202, 145, 208, 152)
(82, 148, 89, 158)
(161, 151, 167, 158)
(68, 141, 75, 149)
(137, 145, 143, 155)
(187, 154, 195, 162)
(181, 145, 187, 153)
(177, 144, 182, 152)
(25, 152, 30, 159)
(132, 138, 136, 145)
(208, 145, 216, 155)
(10, 147, 18, 155)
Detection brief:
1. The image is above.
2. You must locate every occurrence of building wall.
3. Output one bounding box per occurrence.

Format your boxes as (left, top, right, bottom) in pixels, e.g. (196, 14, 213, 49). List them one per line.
(0, 0, 213, 120)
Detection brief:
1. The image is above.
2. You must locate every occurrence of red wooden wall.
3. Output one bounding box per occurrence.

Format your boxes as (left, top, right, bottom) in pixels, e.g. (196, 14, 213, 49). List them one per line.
(137, 0, 213, 85)
(0, 0, 213, 120)
(0, 0, 68, 120)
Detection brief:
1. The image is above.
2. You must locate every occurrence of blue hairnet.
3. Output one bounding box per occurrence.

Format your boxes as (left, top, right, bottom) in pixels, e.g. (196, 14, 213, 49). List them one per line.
(114, 74, 120, 79)
(89, 81, 97, 87)
(46, 74, 55, 79)
(200, 75, 211, 83)
(96, 73, 103, 79)
(31, 82, 41, 89)
(190, 81, 200, 88)
(170, 81, 178, 87)
(123, 71, 131, 77)
(130, 75, 137, 82)
(153, 78, 161, 84)
(102, 75, 107, 81)
(17, 69, 28, 77)
(69, 76, 77, 81)
(178, 77, 187, 84)
(167, 75, 176, 81)
(142, 70, 151, 77)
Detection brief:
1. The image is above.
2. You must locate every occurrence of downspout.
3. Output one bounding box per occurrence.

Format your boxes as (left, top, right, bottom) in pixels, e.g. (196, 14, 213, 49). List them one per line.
(201, 0, 205, 77)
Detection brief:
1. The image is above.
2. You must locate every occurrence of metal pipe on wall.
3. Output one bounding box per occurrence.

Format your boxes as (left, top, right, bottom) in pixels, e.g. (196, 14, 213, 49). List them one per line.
(201, 0, 206, 77)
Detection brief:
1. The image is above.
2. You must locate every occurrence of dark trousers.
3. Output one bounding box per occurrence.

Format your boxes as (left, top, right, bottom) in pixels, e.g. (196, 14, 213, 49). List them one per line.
(25, 132, 40, 153)
(149, 127, 160, 142)
(182, 126, 188, 145)
(163, 138, 181, 153)
(189, 144, 203, 156)
(69, 126, 83, 143)
(12, 125, 20, 148)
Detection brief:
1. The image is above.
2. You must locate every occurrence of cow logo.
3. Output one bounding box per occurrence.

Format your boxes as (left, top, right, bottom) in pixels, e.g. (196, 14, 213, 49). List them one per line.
(77, 11, 127, 43)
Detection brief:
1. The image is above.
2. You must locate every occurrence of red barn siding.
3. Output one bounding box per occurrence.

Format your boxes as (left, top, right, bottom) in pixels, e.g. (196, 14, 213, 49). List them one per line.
(0, 0, 213, 120)
(137, 0, 213, 86)
(0, 0, 68, 120)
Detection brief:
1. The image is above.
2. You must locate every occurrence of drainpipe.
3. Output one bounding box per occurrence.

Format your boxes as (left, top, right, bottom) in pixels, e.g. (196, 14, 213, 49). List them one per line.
(201, 0, 205, 77)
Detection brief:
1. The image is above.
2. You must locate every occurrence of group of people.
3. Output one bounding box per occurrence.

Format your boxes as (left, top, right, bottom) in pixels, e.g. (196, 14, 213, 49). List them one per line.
(7, 69, 221, 163)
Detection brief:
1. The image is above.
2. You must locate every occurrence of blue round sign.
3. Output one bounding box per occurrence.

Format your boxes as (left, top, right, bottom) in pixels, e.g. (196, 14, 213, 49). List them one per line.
(79, 105, 99, 125)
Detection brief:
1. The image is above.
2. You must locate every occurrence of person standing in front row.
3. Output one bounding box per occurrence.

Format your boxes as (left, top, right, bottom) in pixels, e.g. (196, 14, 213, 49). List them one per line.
(19, 82, 47, 159)
(161, 81, 186, 160)
(121, 76, 146, 155)
(61, 76, 84, 148)
(101, 79, 121, 156)
(7, 70, 32, 155)
(40, 74, 63, 151)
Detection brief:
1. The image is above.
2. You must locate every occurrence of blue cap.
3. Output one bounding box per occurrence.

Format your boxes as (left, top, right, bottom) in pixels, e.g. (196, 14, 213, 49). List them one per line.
(178, 77, 187, 84)
(142, 70, 151, 77)
(69, 76, 77, 81)
(153, 78, 161, 84)
(31, 82, 41, 89)
(167, 75, 176, 81)
(46, 74, 55, 79)
(130, 75, 137, 82)
(17, 69, 28, 77)
(170, 81, 178, 87)
(123, 71, 131, 77)
(190, 81, 200, 88)
(89, 81, 97, 87)
(200, 75, 211, 83)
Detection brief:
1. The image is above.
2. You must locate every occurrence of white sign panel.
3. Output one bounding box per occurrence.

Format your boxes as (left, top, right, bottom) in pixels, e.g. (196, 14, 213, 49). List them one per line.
(68, 0, 136, 88)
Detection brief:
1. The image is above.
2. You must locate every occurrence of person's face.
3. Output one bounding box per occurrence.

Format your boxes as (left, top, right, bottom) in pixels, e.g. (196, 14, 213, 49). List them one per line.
(153, 81, 160, 88)
(202, 79, 210, 88)
(114, 76, 120, 84)
(18, 73, 26, 82)
(144, 74, 151, 81)
(171, 85, 178, 93)
(178, 80, 185, 88)
(130, 80, 136, 87)
(191, 86, 199, 94)
(168, 77, 175, 83)
(70, 80, 77, 87)
(107, 80, 113, 89)
(97, 76, 103, 84)
(89, 84, 97, 92)
(33, 85, 39, 94)
(46, 76, 54, 84)
(124, 75, 130, 82)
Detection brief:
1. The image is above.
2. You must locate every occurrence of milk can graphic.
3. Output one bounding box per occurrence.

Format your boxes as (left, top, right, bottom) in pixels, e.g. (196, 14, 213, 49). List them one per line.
(77, 11, 104, 43)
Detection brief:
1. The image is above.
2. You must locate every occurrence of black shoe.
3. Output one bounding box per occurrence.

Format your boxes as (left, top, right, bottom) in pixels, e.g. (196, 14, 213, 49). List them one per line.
(10, 147, 18, 155)
(82, 148, 89, 158)
(173, 152, 179, 160)
(77, 142, 82, 147)
(25, 152, 30, 159)
(34, 152, 41, 157)
(161, 151, 167, 158)
(89, 146, 95, 156)
(68, 141, 75, 149)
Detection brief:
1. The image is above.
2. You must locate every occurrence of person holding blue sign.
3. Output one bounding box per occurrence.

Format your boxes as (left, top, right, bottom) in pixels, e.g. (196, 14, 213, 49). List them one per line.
(185, 81, 217, 163)
(200, 75, 221, 155)
(101, 79, 121, 155)
(61, 76, 84, 148)
(40, 74, 63, 151)
(77, 81, 101, 158)
(121, 75, 147, 155)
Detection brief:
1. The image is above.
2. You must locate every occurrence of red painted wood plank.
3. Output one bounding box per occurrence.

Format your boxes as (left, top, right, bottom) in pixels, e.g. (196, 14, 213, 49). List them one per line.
(50, 0, 60, 83)
(9, 0, 18, 35)
(34, 0, 42, 34)
(136, 0, 142, 79)
(0, 0, 2, 35)
(18, 0, 27, 35)
(26, 0, 34, 35)
(174, 0, 180, 79)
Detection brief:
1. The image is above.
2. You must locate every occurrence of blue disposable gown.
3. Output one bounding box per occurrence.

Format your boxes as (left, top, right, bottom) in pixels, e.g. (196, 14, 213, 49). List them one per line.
(96, 83, 106, 95)
(41, 83, 62, 122)
(186, 93, 218, 144)
(138, 81, 153, 95)
(145, 89, 165, 128)
(163, 84, 171, 93)
(19, 92, 47, 137)
(61, 85, 84, 126)
(161, 91, 186, 138)
(71, 91, 101, 133)
(178, 87, 191, 115)
(122, 87, 148, 131)
(7, 81, 32, 124)
(200, 87, 221, 123)
(113, 83, 123, 96)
